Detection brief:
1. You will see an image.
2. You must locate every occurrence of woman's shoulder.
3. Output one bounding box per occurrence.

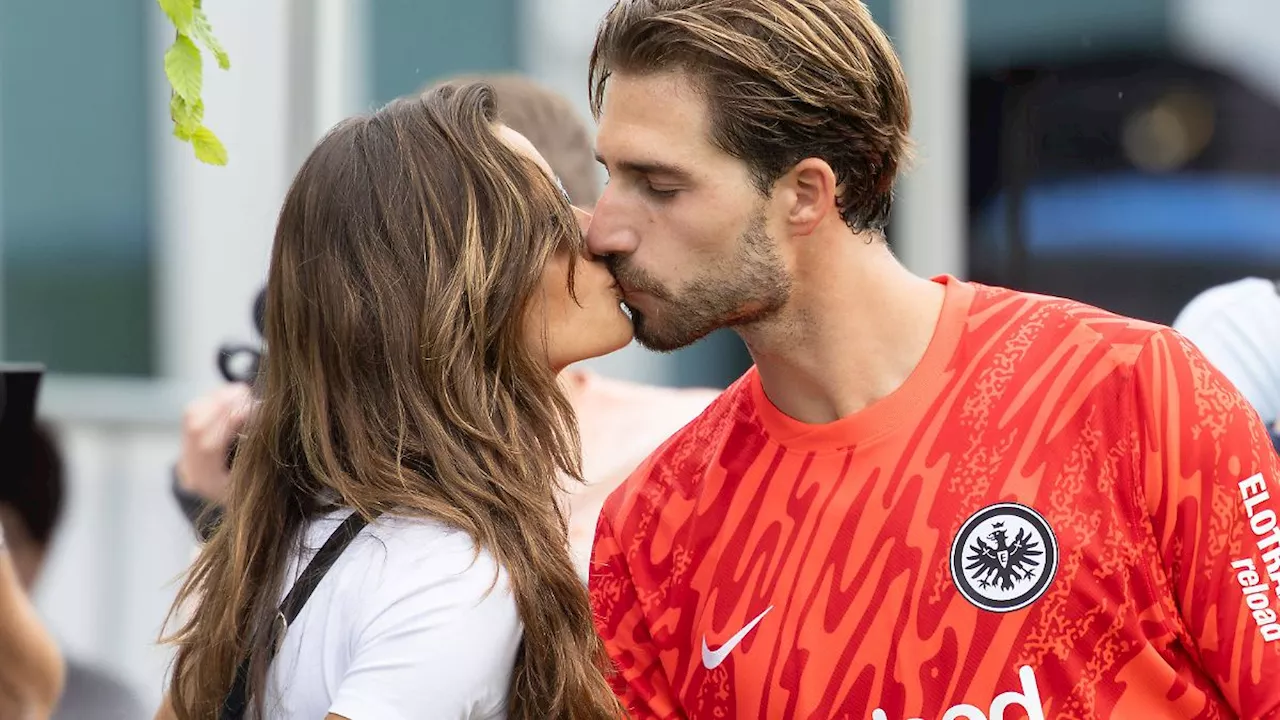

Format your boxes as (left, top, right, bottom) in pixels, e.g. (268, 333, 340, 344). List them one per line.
(293, 510, 520, 657)
(272, 511, 520, 718)
(303, 510, 510, 604)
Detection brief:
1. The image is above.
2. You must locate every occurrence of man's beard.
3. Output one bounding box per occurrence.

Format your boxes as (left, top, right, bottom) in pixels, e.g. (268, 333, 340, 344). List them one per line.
(608, 210, 791, 352)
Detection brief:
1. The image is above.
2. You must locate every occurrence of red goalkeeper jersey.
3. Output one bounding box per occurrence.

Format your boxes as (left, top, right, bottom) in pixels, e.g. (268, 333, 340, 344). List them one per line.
(590, 277, 1280, 720)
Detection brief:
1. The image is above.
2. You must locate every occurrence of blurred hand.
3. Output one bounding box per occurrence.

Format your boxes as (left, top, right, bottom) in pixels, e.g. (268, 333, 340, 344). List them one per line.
(0, 544, 64, 719)
(176, 383, 254, 505)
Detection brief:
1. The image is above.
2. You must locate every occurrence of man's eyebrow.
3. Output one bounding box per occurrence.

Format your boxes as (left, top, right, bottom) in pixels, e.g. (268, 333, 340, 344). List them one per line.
(595, 153, 693, 180)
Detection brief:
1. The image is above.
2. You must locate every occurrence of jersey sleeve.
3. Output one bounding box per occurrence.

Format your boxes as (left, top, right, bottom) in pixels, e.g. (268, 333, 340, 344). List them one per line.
(330, 540, 521, 720)
(1134, 328, 1280, 718)
(590, 507, 683, 720)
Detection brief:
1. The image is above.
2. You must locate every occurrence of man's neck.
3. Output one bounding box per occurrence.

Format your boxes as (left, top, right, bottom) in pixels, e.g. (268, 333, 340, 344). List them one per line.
(739, 242, 947, 425)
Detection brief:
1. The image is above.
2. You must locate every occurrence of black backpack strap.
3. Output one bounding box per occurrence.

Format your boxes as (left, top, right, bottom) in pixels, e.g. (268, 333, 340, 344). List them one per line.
(219, 510, 376, 720)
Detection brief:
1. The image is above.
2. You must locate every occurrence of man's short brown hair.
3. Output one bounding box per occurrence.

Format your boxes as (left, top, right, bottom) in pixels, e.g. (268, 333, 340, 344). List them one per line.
(438, 73, 601, 208)
(589, 0, 912, 230)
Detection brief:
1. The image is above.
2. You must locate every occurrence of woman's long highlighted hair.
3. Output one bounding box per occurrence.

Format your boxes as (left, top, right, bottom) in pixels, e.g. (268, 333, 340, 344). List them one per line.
(161, 83, 623, 720)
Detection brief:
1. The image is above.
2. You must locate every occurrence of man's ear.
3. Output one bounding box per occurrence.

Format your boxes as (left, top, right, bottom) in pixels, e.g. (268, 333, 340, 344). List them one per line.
(779, 157, 838, 236)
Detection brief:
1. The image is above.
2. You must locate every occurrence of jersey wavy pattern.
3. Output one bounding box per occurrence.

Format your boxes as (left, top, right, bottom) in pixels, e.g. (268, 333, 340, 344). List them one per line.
(591, 278, 1280, 720)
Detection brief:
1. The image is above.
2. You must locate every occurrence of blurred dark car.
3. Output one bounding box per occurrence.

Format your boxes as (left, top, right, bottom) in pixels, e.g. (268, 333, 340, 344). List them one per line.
(968, 54, 1280, 324)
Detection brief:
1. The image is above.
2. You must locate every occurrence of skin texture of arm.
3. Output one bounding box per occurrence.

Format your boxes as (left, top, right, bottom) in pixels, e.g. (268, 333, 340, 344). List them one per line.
(0, 543, 64, 719)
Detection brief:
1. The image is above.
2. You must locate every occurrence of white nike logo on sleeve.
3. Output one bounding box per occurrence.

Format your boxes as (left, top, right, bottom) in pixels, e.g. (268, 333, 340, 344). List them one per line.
(700, 606, 774, 670)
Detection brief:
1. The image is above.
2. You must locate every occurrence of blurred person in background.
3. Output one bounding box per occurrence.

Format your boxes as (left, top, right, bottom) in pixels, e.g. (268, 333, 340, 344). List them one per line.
(583, 0, 1280, 717)
(1173, 277, 1280, 452)
(171, 73, 717, 578)
(0, 424, 144, 720)
(0, 368, 66, 719)
(158, 83, 629, 720)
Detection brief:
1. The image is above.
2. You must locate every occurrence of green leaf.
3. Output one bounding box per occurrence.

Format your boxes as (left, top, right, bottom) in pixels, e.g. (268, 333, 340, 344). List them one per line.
(157, 0, 194, 34)
(170, 93, 204, 139)
(159, 0, 230, 166)
(164, 35, 203, 104)
(191, 126, 228, 166)
(190, 8, 230, 70)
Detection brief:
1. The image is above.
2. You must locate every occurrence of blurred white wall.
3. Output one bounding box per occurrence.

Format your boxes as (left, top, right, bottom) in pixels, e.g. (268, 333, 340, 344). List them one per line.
(893, 0, 967, 279)
(156, 1, 293, 388)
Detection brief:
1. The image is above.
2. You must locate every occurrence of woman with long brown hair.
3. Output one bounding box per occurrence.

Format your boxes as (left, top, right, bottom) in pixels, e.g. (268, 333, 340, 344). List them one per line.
(158, 82, 632, 720)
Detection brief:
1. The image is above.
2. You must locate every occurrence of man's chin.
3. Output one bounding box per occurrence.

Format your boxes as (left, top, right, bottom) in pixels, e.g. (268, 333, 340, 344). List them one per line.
(633, 334, 686, 353)
(633, 296, 786, 352)
(631, 314, 715, 353)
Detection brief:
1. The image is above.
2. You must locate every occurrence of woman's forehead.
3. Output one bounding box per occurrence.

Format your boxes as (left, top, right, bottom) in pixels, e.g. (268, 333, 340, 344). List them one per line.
(494, 124, 554, 179)
(494, 123, 573, 204)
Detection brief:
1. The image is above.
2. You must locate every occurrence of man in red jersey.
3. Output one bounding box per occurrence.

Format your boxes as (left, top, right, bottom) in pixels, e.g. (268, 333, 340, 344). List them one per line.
(584, 1, 1280, 718)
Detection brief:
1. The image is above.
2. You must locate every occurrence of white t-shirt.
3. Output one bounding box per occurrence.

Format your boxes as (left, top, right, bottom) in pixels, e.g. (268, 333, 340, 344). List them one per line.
(1173, 276, 1280, 422)
(261, 510, 521, 720)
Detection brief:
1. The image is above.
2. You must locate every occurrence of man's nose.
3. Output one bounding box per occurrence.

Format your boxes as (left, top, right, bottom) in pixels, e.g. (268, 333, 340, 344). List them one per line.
(585, 184, 639, 257)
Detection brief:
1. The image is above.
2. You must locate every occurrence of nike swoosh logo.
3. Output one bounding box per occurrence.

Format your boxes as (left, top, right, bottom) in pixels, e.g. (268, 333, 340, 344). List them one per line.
(701, 606, 774, 670)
